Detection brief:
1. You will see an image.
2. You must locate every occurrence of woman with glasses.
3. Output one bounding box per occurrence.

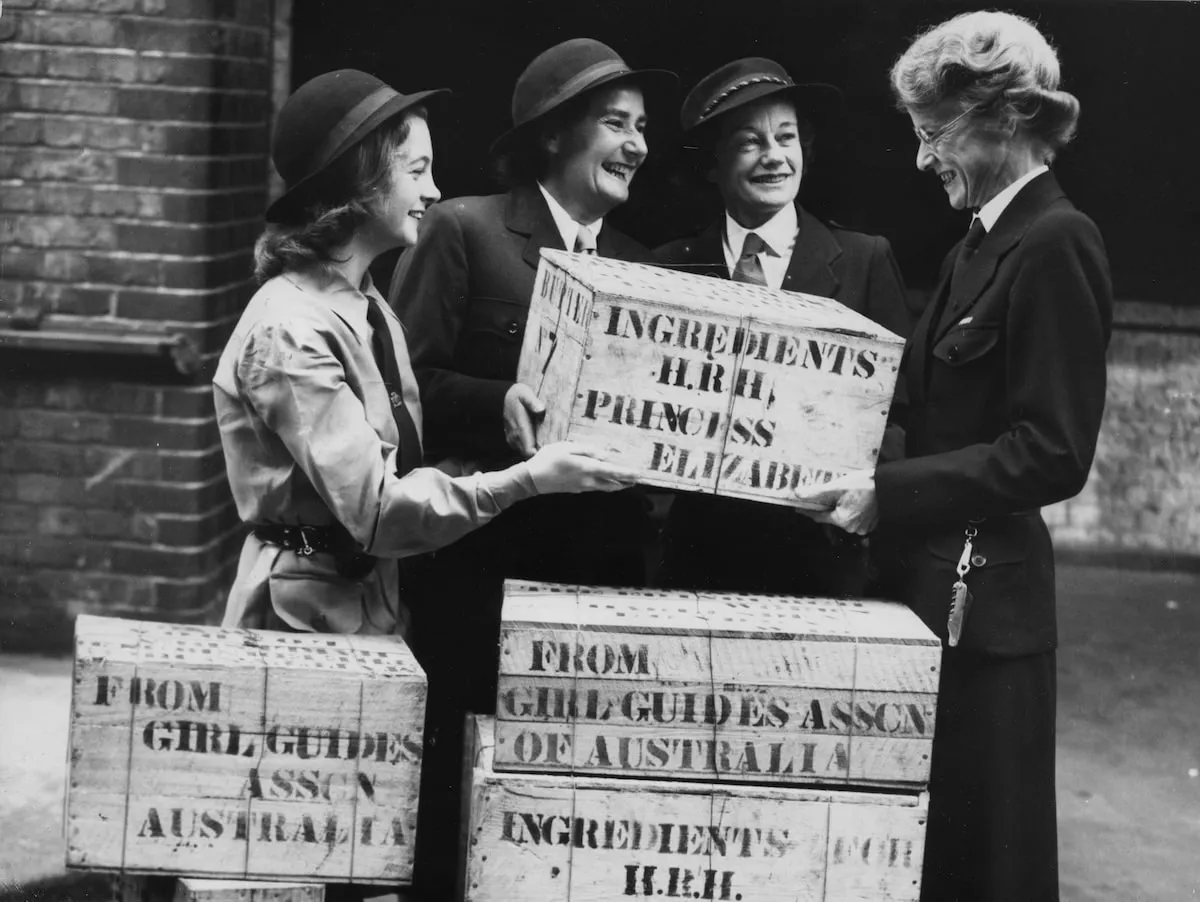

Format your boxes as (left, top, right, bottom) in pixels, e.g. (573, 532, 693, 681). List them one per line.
(796, 12, 1112, 901)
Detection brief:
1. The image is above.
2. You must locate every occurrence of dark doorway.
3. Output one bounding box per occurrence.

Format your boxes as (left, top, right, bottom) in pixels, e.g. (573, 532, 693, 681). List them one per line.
(293, 0, 1199, 305)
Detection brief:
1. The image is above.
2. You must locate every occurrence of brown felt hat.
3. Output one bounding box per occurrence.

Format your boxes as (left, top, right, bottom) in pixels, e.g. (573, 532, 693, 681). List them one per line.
(266, 69, 449, 222)
(490, 38, 677, 155)
(680, 57, 842, 134)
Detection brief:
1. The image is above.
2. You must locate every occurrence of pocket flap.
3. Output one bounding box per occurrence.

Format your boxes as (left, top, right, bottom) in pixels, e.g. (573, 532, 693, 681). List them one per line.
(464, 296, 526, 341)
(268, 566, 365, 633)
(932, 325, 999, 366)
(926, 516, 1029, 567)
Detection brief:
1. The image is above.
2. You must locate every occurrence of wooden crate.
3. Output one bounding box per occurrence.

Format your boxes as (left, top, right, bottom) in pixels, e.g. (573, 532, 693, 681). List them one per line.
(68, 615, 426, 885)
(463, 715, 928, 902)
(495, 581, 941, 787)
(515, 250, 904, 507)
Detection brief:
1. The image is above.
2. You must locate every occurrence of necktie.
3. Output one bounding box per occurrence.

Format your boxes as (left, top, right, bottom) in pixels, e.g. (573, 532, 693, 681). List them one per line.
(574, 226, 597, 255)
(732, 232, 767, 286)
(936, 217, 989, 334)
(364, 297, 423, 477)
(952, 216, 987, 289)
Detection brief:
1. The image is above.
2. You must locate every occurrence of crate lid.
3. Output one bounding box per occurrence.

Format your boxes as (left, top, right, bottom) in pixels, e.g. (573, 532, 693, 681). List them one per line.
(539, 249, 904, 344)
(501, 580, 938, 645)
(73, 614, 424, 679)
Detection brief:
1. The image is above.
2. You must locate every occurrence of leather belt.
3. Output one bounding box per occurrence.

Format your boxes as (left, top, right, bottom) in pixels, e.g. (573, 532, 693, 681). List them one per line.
(252, 523, 376, 579)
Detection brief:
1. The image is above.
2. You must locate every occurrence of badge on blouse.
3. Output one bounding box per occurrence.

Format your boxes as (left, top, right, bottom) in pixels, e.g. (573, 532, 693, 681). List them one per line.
(389, 391, 403, 409)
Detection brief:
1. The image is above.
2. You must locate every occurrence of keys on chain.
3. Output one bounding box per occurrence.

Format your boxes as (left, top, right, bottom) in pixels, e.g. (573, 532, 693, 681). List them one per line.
(947, 526, 978, 647)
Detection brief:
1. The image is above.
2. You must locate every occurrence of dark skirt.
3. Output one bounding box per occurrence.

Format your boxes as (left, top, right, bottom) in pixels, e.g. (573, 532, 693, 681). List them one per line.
(921, 647, 1059, 902)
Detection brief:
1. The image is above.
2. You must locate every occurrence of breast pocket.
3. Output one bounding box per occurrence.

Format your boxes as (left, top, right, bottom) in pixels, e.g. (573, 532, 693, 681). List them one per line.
(928, 323, 1005, 417)
(457, 296, 527, 380)
(931, 323, 1000, 366)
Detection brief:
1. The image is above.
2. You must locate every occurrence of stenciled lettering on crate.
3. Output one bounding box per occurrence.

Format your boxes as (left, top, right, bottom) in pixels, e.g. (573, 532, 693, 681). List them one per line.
(494, 582, 941, 787)
(464, 716, 928, 902)
(515, 251, 905, 507)
(67, 616, 426, 885)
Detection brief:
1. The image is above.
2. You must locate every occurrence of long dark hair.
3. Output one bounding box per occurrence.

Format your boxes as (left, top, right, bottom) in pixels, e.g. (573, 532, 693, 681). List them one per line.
(254, 109, 425, 283)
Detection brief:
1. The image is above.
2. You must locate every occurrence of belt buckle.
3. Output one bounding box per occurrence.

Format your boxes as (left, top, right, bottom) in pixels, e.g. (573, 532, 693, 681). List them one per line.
(296, 526, 316, 557)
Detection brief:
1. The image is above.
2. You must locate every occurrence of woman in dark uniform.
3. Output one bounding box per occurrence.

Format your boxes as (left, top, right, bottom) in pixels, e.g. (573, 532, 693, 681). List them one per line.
(386, 40, 674, 896)
(797, 13, 1112, 901)
(656, 57, 912, 598)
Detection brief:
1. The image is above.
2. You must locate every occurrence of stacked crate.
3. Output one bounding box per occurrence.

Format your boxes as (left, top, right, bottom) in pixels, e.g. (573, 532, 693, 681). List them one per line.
(67, 615, 427, 899)
(459, 581, 941, 902)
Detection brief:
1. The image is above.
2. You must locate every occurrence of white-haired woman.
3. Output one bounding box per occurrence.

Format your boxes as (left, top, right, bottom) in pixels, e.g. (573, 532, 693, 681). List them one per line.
(797, 13, 1112, 901)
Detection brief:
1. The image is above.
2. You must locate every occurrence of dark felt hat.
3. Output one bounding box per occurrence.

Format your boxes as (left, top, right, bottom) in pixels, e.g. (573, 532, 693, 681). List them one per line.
(680, 57, 842, 133)
(490, 38, 677, 155)
(266, 69, 449, 222)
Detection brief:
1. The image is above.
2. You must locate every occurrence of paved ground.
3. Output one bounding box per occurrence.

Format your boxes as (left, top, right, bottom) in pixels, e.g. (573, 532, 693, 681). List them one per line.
(2, 564, 1198, 901)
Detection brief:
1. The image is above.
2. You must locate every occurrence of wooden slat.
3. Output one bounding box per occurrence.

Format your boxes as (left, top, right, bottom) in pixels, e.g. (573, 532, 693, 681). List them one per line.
(175, 877, 326, 902)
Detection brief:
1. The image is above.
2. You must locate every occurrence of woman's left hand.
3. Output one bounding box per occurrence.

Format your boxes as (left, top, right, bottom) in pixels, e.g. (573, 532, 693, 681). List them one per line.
(794, 471, 879, 536)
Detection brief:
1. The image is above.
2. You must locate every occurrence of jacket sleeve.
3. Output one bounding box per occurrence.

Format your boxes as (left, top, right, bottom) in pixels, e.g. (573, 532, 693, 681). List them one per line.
(866, 236, 915, 341)
(388, 203, 512, 459)
(864, 236, 913, 464)
(236, 319, 538, 559)
(875, 213, 1112, 527)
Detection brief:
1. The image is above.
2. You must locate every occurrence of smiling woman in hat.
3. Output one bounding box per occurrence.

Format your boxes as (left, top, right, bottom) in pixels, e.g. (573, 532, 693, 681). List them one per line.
(213, 69, 634, 645)
(386, 37, 675, 668)
(385, 39, 674, 895)
(655, 57, 911, 599)
(794, 13, 1112, 901)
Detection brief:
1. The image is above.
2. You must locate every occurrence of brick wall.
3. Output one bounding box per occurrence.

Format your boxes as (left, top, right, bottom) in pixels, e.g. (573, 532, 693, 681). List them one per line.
(0, 0, 278, 651)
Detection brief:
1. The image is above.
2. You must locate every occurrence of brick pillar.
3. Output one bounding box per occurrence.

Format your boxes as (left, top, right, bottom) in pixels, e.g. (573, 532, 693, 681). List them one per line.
(0, 0, 282, 650)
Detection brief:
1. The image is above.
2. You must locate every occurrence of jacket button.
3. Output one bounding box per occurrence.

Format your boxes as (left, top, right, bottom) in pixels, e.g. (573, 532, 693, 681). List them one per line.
(971, 554, 987, 567)
(947, 346, 960, 362)
(507, 321, 520, 335)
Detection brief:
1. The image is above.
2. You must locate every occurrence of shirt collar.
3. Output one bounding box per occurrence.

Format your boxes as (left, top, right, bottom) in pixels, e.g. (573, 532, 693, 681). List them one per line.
(284, 267, 379, 342)
(724, 203, 797, 258)
(977, 165, 1050, 232)
(538, 182, 603, 252)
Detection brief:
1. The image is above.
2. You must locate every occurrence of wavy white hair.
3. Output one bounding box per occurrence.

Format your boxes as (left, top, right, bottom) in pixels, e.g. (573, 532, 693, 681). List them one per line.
(891, 10, 1080, 161)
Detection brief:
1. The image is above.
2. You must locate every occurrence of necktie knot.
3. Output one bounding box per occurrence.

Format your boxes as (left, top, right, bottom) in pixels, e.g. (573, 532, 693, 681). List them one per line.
(574, 226, 597, 255)
(732, 232, 768, 286)
(740, 232, 767, 259)
(963, 217, 987, 253)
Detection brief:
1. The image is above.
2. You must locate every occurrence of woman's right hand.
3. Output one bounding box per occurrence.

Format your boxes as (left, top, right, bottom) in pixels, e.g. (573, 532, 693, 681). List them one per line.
(526, 442, 638, 495)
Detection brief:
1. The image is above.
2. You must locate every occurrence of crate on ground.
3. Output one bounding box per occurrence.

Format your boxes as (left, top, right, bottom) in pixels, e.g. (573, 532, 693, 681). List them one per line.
(68, 615, 426, 885)
(462, 715, 928, 902)
(495, 581, 941, 787)
(516, 250, 904, 507)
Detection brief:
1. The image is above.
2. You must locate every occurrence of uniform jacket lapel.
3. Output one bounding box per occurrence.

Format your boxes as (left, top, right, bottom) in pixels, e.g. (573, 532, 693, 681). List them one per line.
(506, 184, 566, 273)
(934, 171, 1066, 343)
(907, 263, 954, 406)
(680, 219, 729, 279)
(781, 206, 842, 298)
